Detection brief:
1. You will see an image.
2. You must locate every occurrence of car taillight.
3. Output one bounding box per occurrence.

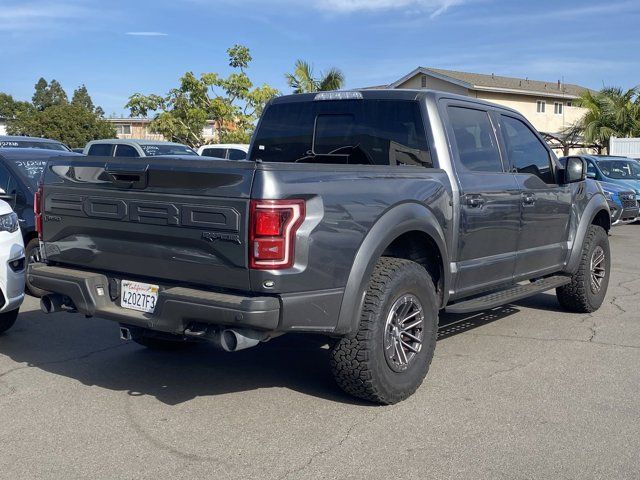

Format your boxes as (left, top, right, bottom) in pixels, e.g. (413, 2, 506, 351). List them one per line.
(34, 183, 43, 239)
(249, 199, 305, 270)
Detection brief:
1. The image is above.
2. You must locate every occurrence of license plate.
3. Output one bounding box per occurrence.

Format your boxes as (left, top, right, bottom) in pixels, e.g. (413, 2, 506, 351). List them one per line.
(120, 280, 159, 313)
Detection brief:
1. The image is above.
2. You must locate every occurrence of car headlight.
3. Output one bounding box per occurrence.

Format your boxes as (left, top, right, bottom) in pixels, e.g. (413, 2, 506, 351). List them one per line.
(0, 212, 19, 233)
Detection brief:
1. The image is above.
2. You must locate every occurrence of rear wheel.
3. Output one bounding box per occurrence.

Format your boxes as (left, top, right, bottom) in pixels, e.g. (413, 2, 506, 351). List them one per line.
(0, 309, 19, 334)
(557, 225, 610, 313)
(25, 238, 47, 298)
(330, 257, 438, 404)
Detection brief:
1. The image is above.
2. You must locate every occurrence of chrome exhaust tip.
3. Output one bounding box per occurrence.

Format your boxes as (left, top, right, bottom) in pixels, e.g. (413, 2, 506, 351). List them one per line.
(119, 327, 132, 341)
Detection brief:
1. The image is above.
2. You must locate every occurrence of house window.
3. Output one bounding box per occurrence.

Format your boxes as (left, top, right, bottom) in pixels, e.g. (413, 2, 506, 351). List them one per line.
(566, 101, 572, 107)
(421, 75, 427, 88)
(536, 100, 546, 113)
(115, 124, 132, 135)
(554, 102, 563, 115)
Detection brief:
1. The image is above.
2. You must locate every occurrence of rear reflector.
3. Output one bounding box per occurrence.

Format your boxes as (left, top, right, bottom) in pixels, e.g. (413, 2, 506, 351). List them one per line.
(34, 183, 43, 240)
(249, 199, 305, 269)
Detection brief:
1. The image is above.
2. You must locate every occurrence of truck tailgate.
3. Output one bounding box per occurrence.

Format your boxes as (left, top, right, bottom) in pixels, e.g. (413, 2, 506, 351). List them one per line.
(41, 157, 255, 291)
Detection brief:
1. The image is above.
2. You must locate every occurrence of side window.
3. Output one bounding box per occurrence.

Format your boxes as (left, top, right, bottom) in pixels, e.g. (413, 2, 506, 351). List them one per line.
(0, 164, 11, 192)
(447, 106, 503, 172)
(501, 115, 554, 184)
(115, 144, 139, 157)
(87, 144, 113, 156)
(202, 148, 227, 158)
(228, 149, 246, 160)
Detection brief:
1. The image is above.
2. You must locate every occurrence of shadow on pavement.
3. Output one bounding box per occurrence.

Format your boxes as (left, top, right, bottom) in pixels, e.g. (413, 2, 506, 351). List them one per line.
(0, 292, 563, 405)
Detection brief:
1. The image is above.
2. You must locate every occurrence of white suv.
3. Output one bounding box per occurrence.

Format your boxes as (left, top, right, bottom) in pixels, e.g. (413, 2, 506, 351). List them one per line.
(197, 144, 249, 160)
(0, 200, 25, 334)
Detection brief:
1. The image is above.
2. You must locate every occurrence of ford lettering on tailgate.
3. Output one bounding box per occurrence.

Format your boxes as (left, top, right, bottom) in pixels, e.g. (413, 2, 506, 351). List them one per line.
(45, 194, 241, 231)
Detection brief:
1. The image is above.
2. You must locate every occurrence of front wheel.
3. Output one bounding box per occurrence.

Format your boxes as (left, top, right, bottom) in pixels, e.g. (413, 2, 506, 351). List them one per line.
(330, 257, 439, 404)
(557, 225, 610, 313)
(0, 309, 19, 334)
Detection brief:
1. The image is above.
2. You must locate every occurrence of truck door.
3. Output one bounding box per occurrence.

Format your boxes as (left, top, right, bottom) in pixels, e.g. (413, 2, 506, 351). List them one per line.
(497, 114, 572, 279)
(444, 104, 520, 296)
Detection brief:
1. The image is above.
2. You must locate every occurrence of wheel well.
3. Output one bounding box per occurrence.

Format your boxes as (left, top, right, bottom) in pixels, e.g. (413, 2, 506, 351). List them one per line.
(592, 209, 611, 232)
(24, 231, 38, 245)
(381, 231, 444, 306)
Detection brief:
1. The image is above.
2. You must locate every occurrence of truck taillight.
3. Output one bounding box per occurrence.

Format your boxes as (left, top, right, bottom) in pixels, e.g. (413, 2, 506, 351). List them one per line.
(34, 183, 43, 239)
(249, 199, 305, 270)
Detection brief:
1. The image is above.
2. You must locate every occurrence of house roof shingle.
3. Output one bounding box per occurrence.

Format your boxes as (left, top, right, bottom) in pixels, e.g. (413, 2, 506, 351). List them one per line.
(384, 67, 591, 98)
(427, 68, 589, 97)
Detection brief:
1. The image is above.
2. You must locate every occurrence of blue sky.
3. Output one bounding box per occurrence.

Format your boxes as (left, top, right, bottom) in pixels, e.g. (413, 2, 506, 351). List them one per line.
(1, 0, 638, 116)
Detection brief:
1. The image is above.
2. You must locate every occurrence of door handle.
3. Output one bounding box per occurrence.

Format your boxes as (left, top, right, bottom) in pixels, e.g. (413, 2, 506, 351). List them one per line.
(522, 193, 536, 206)
(465, 194, 485, 208)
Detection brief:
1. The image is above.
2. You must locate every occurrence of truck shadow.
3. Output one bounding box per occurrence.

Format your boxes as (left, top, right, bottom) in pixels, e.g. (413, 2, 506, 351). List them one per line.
(0, 292, 565, 406)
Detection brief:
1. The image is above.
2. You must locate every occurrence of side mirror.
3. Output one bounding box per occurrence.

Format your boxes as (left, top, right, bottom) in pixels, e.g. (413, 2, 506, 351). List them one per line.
(562, 157, 587, 184)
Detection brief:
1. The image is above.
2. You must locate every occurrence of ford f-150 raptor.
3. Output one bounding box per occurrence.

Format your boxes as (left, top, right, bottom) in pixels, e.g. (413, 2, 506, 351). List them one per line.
(29, 89, 611, 404)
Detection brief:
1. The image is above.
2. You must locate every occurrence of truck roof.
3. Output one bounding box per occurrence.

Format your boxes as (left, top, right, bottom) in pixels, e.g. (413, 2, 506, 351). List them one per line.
(86, 139, 188, 147)
(270, 88, 522, 116)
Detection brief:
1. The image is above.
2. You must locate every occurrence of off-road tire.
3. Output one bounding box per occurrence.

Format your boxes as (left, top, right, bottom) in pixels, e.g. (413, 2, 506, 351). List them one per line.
(556, 225, 610, 313)
(0, 309, 19, 334)
(330, 257, 439, 404)
(25, 238, 47, 298)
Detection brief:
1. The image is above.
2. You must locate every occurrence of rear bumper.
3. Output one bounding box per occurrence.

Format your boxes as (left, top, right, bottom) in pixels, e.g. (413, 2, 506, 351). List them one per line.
(28, 264, 281, 333)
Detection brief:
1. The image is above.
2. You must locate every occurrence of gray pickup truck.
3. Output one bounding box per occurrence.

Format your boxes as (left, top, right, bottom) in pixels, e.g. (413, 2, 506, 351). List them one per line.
(30, 89, 611, 404)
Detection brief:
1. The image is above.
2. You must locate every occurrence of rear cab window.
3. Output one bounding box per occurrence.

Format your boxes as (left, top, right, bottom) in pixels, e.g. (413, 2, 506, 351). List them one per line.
(250, 98, 432, 167)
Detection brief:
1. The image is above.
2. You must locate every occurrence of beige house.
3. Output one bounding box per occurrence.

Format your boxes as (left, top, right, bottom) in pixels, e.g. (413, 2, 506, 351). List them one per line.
(107, 118, 217, 143)
(379, 67, 595, 154)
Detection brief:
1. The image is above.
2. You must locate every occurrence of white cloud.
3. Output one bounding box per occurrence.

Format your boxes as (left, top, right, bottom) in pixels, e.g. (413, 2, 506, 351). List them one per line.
(313, 0, 464, 16)
(125, 32, 169, 36)
(0, 1, 90, 31)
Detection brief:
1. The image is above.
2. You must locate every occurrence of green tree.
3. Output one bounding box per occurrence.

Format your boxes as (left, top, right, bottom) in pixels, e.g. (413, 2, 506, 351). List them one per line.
(32, 78, 68, 111)
(126, 44, 278, 147)
(0, 93, 33, 119)
(8, 104, 115, 149)
(285, 59, 345, 94)
(568, 86, 640, 152)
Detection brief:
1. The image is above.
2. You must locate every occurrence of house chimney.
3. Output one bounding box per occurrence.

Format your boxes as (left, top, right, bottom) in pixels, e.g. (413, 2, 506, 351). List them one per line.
(557, 79, 561, 89)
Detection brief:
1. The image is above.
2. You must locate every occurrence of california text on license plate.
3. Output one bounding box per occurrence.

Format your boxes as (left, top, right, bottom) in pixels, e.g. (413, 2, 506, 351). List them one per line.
(120, 280, 159, 313)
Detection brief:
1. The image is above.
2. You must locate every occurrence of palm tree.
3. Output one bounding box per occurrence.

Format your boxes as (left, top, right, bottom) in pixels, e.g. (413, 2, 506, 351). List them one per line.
(285, 60, 345, 94)
(569, 86, 640, 152)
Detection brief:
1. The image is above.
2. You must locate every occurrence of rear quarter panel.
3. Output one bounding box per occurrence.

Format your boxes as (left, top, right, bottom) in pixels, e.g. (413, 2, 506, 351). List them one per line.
(249, 162, 453, 294)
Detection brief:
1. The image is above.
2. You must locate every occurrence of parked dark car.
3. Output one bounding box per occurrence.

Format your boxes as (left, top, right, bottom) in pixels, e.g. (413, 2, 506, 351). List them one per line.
(0, 148, 82, 295)
(30, 90, 611, 404)
(599, 181, 638, 225)
(0, 135, 71, 152)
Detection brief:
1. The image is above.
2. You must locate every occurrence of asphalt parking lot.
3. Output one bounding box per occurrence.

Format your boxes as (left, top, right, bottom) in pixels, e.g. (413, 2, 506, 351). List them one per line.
(1, 224, 638, 480)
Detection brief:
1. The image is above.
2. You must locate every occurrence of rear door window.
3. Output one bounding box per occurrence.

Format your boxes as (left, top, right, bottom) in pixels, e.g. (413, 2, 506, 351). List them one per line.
(500, 115, 555, 184)
(250, 99, 431, 167)
(114, 144, 139, 157)
(87, 144, 113, 156)
(201, 148, 227, 158)
(447, 106, 503, 172)
(227, 149, 246, 160)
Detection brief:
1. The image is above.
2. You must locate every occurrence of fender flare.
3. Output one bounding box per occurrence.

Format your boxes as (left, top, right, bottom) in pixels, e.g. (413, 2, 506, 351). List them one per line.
(334, 202, 449, 336)
(565, 194, 610, 274)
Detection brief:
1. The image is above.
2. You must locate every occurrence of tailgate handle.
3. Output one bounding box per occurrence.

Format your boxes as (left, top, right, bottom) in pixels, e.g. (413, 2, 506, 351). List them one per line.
(105, 168, 148, 189)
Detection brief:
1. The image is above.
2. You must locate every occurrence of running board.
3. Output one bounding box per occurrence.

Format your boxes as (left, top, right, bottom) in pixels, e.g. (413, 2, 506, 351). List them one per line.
(446, 275, 571, 314)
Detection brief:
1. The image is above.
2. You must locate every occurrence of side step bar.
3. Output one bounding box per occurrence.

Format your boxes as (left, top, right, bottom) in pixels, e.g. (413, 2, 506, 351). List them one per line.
(446, 275, 571, 314)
